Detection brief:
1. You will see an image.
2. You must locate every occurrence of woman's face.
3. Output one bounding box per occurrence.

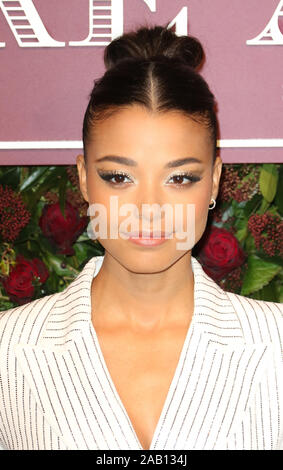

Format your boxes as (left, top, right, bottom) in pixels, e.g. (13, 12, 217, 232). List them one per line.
(77, 105, 222, 273)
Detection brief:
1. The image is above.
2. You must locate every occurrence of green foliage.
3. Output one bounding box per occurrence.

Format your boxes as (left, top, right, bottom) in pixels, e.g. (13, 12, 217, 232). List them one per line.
(274, 165, 283, 216)
(241, 255, 281, 296)
(205, 163, 282, 302)
(259, 164, 278, 203)
(0, 165, 104, 309)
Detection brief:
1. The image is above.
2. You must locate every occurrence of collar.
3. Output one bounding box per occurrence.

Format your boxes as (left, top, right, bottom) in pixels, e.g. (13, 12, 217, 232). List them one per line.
(36, 254, 245, 350)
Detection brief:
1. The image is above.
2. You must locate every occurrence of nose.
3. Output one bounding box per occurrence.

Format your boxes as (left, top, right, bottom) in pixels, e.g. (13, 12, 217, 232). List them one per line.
(134, 182, 166, 225)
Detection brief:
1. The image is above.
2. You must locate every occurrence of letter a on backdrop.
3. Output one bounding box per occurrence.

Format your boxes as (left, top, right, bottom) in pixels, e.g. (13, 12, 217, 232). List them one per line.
(0, 0, 65, 47)
(246, 0, 283, 45)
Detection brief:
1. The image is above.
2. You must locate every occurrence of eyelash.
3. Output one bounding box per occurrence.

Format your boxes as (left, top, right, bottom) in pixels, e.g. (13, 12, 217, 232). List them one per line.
(98, 170, 201, 188)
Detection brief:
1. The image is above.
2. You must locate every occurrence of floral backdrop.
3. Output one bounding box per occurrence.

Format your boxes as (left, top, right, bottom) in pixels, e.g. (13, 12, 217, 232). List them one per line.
(0, 163, 282, 310)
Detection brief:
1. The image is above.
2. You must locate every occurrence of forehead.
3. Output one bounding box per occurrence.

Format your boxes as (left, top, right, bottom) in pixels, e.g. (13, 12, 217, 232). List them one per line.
(89, 105, 212, 159)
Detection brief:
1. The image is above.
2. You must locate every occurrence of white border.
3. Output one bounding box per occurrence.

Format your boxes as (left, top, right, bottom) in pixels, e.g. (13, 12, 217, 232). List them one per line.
(0, 139, 283, 149)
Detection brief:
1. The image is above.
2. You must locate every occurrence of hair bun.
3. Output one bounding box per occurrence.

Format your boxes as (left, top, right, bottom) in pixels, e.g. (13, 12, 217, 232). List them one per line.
(104, 23, 205, 71)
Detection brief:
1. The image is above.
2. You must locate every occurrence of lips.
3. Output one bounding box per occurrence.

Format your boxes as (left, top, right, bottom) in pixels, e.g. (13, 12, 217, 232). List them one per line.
(126, 230, 173, 239)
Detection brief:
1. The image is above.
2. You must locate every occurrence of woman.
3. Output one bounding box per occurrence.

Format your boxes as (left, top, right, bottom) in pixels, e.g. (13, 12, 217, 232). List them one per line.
(0, 24, 282, 451)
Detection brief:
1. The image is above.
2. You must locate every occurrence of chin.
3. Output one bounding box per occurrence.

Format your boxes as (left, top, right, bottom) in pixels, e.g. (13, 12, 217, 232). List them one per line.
(102, 241, 190, 274)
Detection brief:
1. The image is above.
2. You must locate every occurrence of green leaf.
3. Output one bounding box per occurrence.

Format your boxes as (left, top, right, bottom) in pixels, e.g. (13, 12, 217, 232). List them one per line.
(243, 193, 262, 218)
(258, 198, 270, 215)
(244, 233, 256, 253)
(274, 165, 283, 216)
(72, 241, 103, 266)
(241, 254, 282, 296)
(76, 233, 91, 243)
(43, 271, 66, 294)
(257, 252, 283, 268)
(44, 252, 80, 277)
(21, 167, 67, 211)
(0, 166, 21, 190)
(72, 243, 89, 265)
(36, 234, 55, 254)
(259, 164, 278, 203)
(0, 300, 16, 311)
(233, 214, 249, 243)
(19, 167, 50, 192)
(235, 227, 248, 243)
(246, 281, 278, 302)
(77, 239, 105, 259)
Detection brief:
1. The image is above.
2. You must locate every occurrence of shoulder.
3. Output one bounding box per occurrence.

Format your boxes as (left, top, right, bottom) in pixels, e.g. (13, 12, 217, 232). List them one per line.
(0, 291, 61, 352)
(192, 256, 282, 347)
(225, 289, 283, 317)
(0, 255, 99, 353)
(225, 290, 283, 347)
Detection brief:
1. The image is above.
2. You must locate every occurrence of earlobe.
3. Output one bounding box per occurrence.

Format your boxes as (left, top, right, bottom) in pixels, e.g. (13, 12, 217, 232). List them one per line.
(76, 154, 89, 203)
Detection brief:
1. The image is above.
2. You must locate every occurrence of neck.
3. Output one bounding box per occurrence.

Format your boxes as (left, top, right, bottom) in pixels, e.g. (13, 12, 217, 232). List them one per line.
(91, 253, 195, 333)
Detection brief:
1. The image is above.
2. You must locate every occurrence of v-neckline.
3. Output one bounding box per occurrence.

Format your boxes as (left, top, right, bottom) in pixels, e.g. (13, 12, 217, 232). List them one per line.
(88, 255, 200, 451)
(89, 309, 197, 451)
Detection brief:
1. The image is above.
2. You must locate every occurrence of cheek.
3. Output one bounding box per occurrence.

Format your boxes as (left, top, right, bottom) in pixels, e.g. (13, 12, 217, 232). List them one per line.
(87, 180, 112, 208)
(183, 179, 211, 208)
(86, 185, 131, 237)
(183, 184, 211, 240)
(194, 192, 212, 245)
(194, 191, 210, 216)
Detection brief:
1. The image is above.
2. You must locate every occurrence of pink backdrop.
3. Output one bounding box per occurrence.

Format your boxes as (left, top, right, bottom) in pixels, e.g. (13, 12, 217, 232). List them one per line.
(0, 0, 282, 165)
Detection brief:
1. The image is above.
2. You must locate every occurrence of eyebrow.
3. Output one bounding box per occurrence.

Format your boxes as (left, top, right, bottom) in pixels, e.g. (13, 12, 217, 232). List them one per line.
(95, 155, 203, 168)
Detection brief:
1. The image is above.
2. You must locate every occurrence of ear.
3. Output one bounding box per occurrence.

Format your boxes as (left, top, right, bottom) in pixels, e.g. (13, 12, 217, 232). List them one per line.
(211, 155, 223, 201)
(76, 154, 89, 203)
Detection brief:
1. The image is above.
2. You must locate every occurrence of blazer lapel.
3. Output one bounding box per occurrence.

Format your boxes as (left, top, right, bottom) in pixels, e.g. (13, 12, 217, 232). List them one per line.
(14, 256, 141, 450)
(14, 328, 142, 450)
(174, 258, 274, 450)
(175, 329, 272, 450)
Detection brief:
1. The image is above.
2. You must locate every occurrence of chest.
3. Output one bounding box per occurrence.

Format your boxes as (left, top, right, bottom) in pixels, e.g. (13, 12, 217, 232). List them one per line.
(94, 326, 190, 450)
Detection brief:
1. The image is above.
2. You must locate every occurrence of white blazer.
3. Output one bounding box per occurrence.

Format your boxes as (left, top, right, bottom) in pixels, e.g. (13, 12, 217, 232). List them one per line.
(0, 255, 282, 450)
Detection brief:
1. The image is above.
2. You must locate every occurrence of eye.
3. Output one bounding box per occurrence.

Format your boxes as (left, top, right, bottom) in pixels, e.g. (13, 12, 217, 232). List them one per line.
(165, 172, 201, 188)
(98, 170, 133, 186)
(97, 170, 201, 188)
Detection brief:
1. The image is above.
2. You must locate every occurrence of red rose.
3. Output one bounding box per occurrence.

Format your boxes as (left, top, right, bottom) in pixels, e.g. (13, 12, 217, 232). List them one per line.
(1, 254, 49, 305)
(197, 226, 246, 281)
(39, 201, 88, 256)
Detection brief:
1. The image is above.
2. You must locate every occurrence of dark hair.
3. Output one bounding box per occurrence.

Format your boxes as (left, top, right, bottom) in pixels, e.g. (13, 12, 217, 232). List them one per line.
(82, 23, 219, 165)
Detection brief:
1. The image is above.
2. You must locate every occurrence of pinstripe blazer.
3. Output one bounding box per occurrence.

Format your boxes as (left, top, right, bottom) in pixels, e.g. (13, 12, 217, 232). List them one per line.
(0, 254, 282, 450)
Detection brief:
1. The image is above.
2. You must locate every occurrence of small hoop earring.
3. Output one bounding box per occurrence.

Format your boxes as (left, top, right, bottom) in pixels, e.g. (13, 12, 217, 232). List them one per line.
(209, 198, 216, 210)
